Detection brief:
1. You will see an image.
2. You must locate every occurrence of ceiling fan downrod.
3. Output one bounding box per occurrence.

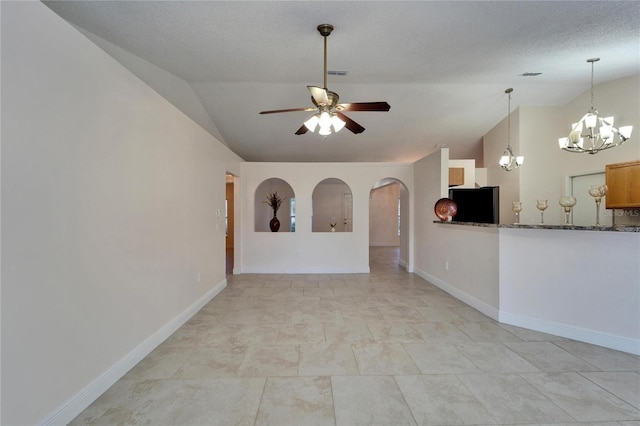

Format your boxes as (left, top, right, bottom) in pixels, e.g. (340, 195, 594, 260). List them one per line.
(317, 24, 333, 90)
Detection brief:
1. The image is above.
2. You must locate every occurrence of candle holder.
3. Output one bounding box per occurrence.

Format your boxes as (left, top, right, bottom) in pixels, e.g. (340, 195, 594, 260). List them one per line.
(512, 201, 523, 224)
(558, 196, 577, 225)
(588, 184, 608, 226)
(536, 199, 548, 224)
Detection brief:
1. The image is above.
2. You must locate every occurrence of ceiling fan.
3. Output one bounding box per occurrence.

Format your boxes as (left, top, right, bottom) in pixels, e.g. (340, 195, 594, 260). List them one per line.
(259, 24, 391, 136)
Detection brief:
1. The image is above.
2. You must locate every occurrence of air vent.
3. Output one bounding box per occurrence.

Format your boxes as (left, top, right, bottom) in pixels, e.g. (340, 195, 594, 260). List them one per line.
(520, 72, 542, 77)
(328, 70, 348, 76)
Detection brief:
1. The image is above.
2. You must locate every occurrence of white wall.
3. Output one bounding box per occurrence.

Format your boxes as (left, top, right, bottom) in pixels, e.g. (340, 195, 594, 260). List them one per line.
(413, 149, 449, 272)
(239, 162, 413, 274)
(1, 3, 242, 424)
(500, 228, 640, 354)
(399, 183, 411, 267)
(448, 159, 476, 188)
(414, 150, 500, 318)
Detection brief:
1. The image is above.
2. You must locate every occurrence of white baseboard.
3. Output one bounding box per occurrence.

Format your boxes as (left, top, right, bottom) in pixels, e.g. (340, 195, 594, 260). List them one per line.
(499, 311, 640, 356)
(414, 268, 499, 321)
(413, 268, 639, 355)
(240, 266, 371, 274)
(41, 279, 227, 426)
(369, 242, 401, 247)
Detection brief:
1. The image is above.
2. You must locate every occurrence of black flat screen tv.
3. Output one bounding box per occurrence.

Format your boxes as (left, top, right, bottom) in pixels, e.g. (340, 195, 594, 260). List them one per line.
(448, 186, 499, 224)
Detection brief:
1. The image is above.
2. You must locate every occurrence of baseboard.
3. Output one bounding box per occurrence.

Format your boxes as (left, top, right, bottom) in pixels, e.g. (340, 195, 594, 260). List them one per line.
(369, 242, 401, 247)
(499, 311, 640, 356)
(414, 267, 499, 321)
(240, 266, 371, 274)
(41, 279, 227, 426)
(413, 267, 640, 355)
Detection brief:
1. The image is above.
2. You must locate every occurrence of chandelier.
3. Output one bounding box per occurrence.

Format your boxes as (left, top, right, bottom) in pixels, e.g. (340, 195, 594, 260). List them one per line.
(499, 88, 524, 171)
(558, 58, 633, 154)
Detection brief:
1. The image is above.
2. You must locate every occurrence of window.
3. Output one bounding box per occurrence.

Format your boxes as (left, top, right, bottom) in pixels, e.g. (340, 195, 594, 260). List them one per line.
(290, 198, 296, 232)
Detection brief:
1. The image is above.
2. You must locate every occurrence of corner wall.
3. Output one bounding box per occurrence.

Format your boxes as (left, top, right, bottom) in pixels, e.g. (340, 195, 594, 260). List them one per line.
(1, 3, 242, 424)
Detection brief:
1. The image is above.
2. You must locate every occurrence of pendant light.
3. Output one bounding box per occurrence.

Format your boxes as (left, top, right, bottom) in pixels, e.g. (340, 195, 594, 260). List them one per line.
(499, 88, 524, 171)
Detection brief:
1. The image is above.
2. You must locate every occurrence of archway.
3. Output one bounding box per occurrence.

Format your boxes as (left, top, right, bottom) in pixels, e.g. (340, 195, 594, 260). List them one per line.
(369, 178, 410, 270)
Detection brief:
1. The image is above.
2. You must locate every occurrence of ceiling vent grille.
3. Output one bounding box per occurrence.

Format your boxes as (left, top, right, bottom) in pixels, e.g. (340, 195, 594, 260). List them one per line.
(328, 70, 348, 76)
(520, 72, 542, 77)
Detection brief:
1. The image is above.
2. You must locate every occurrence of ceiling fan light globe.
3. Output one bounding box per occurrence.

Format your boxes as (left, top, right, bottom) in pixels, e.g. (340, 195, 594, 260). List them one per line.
(319, 125, 332, 136)
(304, 115, 319, 132)
(318, 111, 332, 128)
(331, 115, 346, 132)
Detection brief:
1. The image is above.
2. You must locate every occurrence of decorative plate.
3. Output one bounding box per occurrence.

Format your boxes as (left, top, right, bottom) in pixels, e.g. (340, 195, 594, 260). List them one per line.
(434, 198, 457, 221)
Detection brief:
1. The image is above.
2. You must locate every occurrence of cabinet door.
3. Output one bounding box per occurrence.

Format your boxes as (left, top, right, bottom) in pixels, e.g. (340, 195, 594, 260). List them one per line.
(606, 161, 640, 209)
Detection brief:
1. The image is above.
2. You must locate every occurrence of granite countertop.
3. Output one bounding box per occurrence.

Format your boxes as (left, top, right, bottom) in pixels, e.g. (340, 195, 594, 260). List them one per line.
(434, 221, 640, 232)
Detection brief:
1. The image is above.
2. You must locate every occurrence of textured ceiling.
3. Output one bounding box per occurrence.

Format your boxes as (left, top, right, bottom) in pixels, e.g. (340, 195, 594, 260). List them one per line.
(43, 1, 640, 163)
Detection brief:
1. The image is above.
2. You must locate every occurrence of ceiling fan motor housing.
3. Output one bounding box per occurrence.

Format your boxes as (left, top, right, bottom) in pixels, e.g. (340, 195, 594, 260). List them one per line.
(317, 24, 334, 37)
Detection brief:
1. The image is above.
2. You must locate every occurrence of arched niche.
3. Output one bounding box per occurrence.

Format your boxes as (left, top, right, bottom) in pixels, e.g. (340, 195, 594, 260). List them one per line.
(255, 178, 295, 232)
(312, 178, 353, 232)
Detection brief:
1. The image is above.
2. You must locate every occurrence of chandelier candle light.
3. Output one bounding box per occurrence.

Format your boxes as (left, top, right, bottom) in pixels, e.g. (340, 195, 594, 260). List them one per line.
(558, 58, 633, 154)
(499, 88, 524, 171)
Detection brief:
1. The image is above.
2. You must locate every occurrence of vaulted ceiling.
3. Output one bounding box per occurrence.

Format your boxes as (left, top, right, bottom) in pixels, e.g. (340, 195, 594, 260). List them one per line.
(44, 1, 640, 164)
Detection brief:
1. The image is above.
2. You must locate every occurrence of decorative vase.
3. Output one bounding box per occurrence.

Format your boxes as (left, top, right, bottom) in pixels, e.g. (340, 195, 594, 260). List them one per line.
(269, 213, 280, 232)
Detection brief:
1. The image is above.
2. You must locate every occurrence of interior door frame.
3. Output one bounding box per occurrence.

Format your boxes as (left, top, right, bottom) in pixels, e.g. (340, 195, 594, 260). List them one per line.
(563, 168, 605, 196)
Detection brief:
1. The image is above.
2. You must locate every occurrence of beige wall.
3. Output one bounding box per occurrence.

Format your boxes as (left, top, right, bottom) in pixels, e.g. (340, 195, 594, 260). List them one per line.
(484, 75, 640, 225)
(369, 183, 401, 246)
(1, 3, 243, 424)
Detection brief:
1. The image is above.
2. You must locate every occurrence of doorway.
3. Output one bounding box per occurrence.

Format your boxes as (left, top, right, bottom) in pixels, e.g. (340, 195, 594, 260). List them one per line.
(225, 173, 235, 275)
(567, 171, 611, 227)
(369, 178, 410, 270)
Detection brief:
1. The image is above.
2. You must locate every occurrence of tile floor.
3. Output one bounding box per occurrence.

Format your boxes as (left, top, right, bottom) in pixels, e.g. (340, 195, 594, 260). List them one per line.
(72, 247, 640, 425)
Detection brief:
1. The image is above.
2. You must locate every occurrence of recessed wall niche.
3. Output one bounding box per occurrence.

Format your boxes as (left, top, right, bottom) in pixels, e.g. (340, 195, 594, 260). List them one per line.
(255, 178, 295, 232)
(312, 178, 353, 232)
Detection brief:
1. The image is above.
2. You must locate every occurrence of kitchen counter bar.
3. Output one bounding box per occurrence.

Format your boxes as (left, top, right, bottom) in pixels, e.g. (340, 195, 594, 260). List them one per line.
(434, 221, 640, 232)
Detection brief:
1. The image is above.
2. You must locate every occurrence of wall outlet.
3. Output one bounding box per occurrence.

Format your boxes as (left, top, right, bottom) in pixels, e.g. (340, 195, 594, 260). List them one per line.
(445, 261, 449, 271)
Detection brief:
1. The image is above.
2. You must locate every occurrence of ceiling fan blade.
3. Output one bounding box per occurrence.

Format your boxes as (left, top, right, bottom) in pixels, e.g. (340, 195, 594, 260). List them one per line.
(336, 112, 365, 134)
(295, 124, 309, 135)
(338, 102, 391, 112)
(308, 86, 330, 106)
(260, 107, 315, 115)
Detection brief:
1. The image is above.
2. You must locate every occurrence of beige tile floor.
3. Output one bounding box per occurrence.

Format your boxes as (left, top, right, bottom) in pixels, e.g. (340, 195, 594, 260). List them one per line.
(72, 247, 640, 425)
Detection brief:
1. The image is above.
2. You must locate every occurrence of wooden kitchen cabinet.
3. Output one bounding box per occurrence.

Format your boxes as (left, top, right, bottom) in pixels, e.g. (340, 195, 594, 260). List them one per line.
(605, 160, 640, 208)
(449, 167, 465, 187)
